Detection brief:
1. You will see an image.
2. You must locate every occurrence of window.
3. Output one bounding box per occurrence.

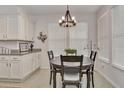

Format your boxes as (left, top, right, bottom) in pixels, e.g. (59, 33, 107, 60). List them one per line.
(112, 6, 124, 68)
(70, 23, 88, 55)
(97, 10, 110, 62)
(48, 23, 88, 56)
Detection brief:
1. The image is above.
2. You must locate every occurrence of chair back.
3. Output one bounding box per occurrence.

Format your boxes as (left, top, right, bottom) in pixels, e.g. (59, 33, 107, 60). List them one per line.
(47, 50, 54, 60)
(60, 55, 83, 81)
(47, 50, 54, 69)
(90, 50, 97, 71)
(90, 50, 97, 62)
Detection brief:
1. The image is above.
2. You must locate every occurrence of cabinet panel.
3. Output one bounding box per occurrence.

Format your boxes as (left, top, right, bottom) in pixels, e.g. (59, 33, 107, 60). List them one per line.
(10, 61, 21, 79)
(0, 61, 9, 78)
(7, 15, 18, 39)
(0, 15, 7, 40)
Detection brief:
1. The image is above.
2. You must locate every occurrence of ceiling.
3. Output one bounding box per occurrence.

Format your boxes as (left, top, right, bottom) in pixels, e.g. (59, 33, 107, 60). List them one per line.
(20, 5, 102, 15)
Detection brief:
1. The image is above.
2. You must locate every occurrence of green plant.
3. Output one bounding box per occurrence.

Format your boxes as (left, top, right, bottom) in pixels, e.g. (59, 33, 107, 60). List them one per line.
(64, 48, 77, 54)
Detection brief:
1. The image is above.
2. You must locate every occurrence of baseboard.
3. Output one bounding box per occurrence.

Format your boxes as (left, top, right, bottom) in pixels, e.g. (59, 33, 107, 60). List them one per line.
(95, 69, 119, 88)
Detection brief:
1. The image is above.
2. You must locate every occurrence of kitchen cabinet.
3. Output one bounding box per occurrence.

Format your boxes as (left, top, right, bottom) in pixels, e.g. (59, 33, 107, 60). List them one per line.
(0, 56, 10, 78)
(10, 56, 22, 79)
(7, 15, 18, 40)
(0, 61, 9, 78)
(0, 56, 22, 79)
(0, 52, 41, 80)
(0, 14, 34, 41)
(0, 15, 7, 40)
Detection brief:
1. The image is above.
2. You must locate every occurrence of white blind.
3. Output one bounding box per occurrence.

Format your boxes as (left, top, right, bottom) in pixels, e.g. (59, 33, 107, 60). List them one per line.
(48, 23, 88, 56)
(112, 6, 124, 67)
(70, 23, 88, 55)
(97, 10, 110, 62)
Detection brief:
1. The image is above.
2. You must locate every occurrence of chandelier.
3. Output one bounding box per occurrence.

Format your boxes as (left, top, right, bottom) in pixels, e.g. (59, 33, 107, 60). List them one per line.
(59, 5, 76, 27)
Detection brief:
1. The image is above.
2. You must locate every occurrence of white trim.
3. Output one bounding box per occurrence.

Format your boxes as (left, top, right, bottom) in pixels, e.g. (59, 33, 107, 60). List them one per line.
(98, 56, 110, 63)
(96, 69, 119, 88)
(97, 9, 110, 22)
(112, 63, 124, 71)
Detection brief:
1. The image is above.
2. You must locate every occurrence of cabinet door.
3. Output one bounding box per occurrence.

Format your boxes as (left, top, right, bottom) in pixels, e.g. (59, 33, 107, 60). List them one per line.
(38, 53, 41, 68)
(27, 17, 34, 41)
(7, 15, 18, 40)
(18, 15, 26, 40)
(0, 61, 9, 78)
(36, 53, 40, 69)
(10, 61, 21, 79)
(0, 15, 7, 40)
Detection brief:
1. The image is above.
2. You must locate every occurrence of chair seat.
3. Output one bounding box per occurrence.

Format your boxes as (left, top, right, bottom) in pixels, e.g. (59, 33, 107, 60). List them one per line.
(64, 72, 80, 81)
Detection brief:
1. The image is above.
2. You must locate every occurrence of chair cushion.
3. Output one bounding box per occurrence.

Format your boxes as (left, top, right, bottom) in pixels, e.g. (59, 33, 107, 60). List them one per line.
(64, 72, 80, 81)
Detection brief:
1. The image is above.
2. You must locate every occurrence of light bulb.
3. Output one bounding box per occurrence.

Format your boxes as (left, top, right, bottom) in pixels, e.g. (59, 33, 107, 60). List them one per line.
(72, 16, 75, 20)
(59, 19, 62, 23)
(62, 16, 65, 20)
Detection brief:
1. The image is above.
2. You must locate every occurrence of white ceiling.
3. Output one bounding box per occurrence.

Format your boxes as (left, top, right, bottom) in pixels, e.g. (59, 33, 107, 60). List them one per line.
(20, 5, 102, 15)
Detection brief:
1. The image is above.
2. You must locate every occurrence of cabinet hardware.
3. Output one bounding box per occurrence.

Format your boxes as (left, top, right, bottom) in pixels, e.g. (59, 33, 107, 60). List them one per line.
(1, 57, 5, 59)
(13, 58, 18, 59)
(10, 63, 11, 67)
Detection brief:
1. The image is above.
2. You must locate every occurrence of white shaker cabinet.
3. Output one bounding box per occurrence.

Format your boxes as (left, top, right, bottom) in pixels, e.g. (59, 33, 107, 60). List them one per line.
(0, 52, 41, 81)
(0, 56, 10, 78)
(0, 61, 9, 78)
(10, 56, 22, 79)
(0, 15, 7, 40)
(0, 14, 34, 41)
(6, 15, 18, 40)
(0, 56, 22, 79)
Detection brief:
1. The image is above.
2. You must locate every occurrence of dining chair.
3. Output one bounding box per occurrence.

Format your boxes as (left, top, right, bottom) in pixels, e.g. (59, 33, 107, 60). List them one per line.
(47, 50, 62, 85)
(82, 50, 97, 88)
(60, 55, 83, 88)
(47, 50, 54, 85)
(89, 50, 97, 88)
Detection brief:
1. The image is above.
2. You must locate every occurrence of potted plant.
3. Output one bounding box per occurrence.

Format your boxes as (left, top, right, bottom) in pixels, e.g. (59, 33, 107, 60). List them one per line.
(64, 48, 77, 55)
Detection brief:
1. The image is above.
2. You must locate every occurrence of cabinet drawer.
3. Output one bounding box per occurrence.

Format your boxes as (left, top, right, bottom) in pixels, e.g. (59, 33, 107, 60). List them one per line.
(10, 56, 21, 61)
(0, 56, 9, 61)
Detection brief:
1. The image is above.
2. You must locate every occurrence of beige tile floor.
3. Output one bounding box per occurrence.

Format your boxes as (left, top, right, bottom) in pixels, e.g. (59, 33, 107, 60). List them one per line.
(0, 69, 113, 88)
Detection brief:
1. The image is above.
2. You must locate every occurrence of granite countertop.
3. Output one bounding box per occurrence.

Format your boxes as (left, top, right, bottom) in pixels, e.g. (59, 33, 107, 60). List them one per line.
(0, 49, 42, 56)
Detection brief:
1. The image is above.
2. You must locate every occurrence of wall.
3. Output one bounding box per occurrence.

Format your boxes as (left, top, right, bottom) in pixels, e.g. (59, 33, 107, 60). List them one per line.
(96, 5, 124, 87)
(32, 13, 97, 69)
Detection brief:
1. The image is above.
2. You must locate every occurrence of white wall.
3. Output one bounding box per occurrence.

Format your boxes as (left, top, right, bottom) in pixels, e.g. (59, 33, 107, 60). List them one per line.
(32, 13, 97, 69)
(96, 5, 124, 87)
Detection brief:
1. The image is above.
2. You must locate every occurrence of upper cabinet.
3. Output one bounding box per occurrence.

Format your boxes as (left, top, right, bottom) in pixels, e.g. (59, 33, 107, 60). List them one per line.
(0, 15, 7, 40)
(0, 8, 34, 41)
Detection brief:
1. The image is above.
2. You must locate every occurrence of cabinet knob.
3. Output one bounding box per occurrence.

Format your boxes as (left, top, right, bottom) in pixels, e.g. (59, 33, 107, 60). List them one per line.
(10, 63, 11, 67)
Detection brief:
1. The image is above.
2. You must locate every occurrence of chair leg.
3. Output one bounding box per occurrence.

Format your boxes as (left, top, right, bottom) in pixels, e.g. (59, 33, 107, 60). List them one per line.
(62, 83, 66, 88)
(91, 72, 94, 88)
(86, 70, 90, 88)
(49, 71, 52, 85)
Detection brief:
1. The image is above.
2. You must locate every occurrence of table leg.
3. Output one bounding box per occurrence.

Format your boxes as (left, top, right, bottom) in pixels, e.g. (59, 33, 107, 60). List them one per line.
(53, 68, 56, 88)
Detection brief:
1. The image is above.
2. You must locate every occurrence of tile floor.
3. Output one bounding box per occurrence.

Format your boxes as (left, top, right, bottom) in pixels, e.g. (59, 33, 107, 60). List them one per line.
(0, 69, 113, 88)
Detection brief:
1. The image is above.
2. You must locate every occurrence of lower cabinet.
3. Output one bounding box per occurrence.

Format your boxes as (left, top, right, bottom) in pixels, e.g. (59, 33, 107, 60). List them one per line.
(0, 52, 41, 80)
(0, 57, 22, 79)
(0, 61, 9, 78)
(10, 60, 21, 79)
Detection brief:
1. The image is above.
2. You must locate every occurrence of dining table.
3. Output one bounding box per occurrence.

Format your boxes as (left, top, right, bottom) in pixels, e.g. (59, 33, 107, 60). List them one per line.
(50, 55, 93, 88)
